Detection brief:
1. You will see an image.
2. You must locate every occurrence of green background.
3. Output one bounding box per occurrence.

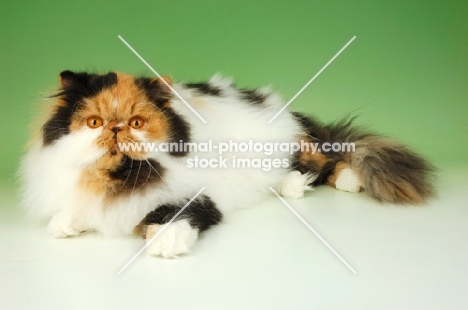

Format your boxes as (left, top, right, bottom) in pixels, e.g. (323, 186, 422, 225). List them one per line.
(1, 0, 467, 184)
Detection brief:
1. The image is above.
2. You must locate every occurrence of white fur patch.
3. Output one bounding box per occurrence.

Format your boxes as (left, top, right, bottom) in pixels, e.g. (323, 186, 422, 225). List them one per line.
(209, 74, 233, 87)
(278, 171, 316, 199)
(146, 220, 199, 258)
(20, 74, 305, 240)
(47, 211, 82, 238)
(112, 98, 119, 109)
(335, 168, 362, 193)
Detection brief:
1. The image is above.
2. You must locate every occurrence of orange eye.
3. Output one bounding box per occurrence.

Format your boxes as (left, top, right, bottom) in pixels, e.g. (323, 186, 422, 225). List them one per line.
(129, 116, 145, 129)
(87, 116, 103, 128)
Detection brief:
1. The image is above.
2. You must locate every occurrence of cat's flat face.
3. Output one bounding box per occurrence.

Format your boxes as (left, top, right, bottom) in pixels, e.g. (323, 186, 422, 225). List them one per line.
(69, 73, 170, 158)
(41, 71, 184, 196)
(44, 71, 175, 155)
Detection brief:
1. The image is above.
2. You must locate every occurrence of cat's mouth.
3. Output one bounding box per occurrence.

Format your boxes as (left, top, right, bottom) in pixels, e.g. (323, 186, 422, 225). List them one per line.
(110, 144, 119, 156)
(107, 134, 120, 156)
(106, 137, 144, 159)
(97, 128, 147, 159)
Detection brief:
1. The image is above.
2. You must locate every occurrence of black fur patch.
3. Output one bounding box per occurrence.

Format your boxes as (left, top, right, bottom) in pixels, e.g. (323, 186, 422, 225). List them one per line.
(143, 196, 222, 232)
(165, 108, 191, 157)
(109, 155, 165, 192)
(135, 77, 191, 156)
(42, 106, 74, 145)
(185, 82, 222, 96)
(291, 112, 369, 185)
(135, 77, 172, 109)
(43, 71, 118, 146)
(292, 112, 371, 149)
(239, 88, 267, 105)
(292, 112, 362, 144)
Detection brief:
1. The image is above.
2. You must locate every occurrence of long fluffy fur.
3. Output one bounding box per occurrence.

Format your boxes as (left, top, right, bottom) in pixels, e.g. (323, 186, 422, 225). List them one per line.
(19, 70, 436, 257)
(293, 114, 436, 204)
(19, 71, 299, 237)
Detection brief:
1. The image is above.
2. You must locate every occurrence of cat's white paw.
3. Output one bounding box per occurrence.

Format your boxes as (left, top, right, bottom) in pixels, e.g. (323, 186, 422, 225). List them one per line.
(47, 213, 82, 238)
(278, 171, 316, 199)
(146, 220, 199, 258)
(335, 168, 362, 193)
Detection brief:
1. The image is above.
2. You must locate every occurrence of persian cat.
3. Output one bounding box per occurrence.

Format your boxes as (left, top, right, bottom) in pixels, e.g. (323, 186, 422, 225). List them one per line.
(19, 70, 435, 258)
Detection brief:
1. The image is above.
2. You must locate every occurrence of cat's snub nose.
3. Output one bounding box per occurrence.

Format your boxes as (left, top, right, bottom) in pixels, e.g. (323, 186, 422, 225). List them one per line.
(112, 126, 123, 135)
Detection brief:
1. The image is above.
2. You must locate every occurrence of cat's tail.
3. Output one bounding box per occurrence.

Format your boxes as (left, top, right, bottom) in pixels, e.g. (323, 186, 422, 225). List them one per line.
(292, 113, 436, 204)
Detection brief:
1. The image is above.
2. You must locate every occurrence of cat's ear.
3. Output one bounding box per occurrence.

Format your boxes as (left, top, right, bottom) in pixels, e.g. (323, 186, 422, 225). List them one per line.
(58, 70, 94, 89)
(152, 76, 174, 102)
(58, 71, 117, 92)
(154, 76, 173, 93)
(136, 76, 174, 107)
(59, 70, 79, 88)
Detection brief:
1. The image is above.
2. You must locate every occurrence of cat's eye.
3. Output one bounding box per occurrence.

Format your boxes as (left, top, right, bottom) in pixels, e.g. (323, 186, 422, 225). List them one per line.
(87, 116, 103, 128)
(129, 116, 146, 129)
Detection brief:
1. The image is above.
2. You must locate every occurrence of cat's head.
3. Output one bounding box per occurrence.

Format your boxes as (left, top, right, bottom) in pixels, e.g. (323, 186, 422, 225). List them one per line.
(37, 71, 190, 195)
(42, 70, 189, 162)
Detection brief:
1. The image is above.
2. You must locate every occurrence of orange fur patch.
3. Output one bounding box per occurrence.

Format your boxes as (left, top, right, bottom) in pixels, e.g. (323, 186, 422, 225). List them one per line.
(68, 73, 172, 197)
(156, 75, 173, 88)
(79, 152, 125, 195)
(69, 73, 170, 156)
(133, 223, 147, 238)
(297, 136, 331, 169)
(56, 98, 68, 107)
(381, 182, 424, 205)
(145, 224, 160, 240)
(190, 98, 207, 107)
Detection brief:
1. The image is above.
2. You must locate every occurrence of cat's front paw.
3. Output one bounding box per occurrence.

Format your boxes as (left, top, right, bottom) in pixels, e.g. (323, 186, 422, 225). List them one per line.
(47, 213, 82, 238)
(146, 220, 199, 258)
(278, 171, 316, 199)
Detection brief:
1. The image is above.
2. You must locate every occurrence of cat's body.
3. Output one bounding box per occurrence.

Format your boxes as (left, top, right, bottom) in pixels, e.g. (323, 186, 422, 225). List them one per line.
(19, 71, 435, 258)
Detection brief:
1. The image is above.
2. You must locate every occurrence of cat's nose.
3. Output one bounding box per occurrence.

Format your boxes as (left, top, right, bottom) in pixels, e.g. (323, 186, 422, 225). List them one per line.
(112, 126, 122, 135)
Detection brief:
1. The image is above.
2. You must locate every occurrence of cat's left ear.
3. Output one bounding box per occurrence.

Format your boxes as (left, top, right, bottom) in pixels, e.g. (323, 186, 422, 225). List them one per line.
(152, 76, 174, 104)
(153, 76, 173, 92)
(137, 75, 174, 107)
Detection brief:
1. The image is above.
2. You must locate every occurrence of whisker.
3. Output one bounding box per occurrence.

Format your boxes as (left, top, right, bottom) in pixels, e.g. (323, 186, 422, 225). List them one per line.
(131, 152, 168, 193)
(143, 157, 167, 183)
(122, 156, 134, 186)
(130, 160, 142, 195)
(42, 128, 68, 135)
(133, 157, 153, 193)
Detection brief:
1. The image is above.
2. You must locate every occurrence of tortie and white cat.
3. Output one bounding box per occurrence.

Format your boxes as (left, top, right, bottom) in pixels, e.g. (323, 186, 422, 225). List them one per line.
(19, 71, 435, 258)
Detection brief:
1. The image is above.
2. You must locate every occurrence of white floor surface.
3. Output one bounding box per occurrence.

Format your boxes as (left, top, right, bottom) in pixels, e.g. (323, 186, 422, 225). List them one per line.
(1, 167, 467, 310)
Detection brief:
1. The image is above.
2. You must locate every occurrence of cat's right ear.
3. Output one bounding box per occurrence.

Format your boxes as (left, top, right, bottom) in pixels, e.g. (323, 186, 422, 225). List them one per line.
(59, 70, 78, 88)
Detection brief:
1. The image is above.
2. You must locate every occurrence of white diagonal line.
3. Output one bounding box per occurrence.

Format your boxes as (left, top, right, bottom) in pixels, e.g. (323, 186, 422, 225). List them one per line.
(118, 35, 207, 124)
(117, 187, 206, 275)
(268, 36, 356, 123)
(269, 187, 357, 274)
